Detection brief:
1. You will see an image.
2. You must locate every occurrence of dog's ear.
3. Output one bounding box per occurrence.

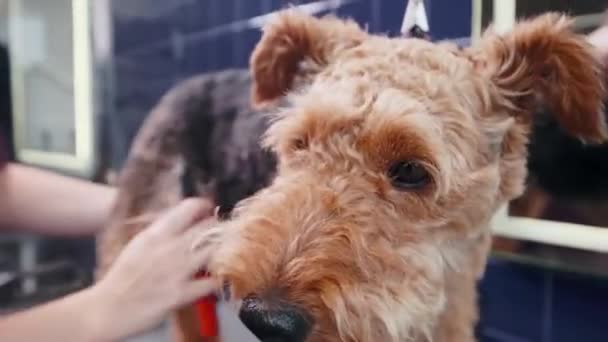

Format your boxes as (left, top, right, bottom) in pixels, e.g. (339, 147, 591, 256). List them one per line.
(249, 11, 366, 108)
(475, 13, 607, 144)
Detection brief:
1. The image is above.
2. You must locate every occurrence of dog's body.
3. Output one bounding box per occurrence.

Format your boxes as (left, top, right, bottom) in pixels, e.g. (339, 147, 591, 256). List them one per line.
(97, 12, 607, 342)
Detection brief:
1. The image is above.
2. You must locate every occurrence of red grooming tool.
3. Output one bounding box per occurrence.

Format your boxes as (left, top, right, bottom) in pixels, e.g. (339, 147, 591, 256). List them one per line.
(195, 270, 219, 337)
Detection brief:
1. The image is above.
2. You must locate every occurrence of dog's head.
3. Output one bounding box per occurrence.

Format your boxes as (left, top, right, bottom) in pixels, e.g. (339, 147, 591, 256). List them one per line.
(202, 11, 606, 342)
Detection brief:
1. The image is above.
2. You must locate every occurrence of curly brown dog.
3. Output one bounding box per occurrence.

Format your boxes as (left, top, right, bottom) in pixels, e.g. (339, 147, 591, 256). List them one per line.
(97, 11, 607, 342)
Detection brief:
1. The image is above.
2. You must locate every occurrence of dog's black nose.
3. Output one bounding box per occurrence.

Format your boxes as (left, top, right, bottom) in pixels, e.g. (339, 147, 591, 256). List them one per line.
(239, 295, 312, 342)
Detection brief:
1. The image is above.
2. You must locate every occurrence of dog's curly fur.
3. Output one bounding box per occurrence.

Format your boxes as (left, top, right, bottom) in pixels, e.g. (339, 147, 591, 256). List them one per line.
(97, 11, 607, 342)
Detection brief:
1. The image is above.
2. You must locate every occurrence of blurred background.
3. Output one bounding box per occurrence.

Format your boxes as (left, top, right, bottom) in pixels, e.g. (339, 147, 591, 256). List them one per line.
(1, 1, 608, 341)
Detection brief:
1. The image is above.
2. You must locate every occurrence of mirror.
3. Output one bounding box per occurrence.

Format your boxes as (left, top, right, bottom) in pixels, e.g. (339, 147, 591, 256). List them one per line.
(472, 0, 608, 278)
(8, 0, 98, 178)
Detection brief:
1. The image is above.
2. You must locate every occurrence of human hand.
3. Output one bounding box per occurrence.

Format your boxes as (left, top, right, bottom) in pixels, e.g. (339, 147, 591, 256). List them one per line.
(588, 25, 608, 62)
(87, 198, 219, 341)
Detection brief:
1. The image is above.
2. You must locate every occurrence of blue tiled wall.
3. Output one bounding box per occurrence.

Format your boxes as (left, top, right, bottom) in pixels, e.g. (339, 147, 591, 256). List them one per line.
(478, 260, 608, 342)
(107, 2, 608, 341)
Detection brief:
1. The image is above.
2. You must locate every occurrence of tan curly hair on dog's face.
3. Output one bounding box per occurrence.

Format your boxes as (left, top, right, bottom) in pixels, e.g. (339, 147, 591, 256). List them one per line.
(200, 11, 607, 342)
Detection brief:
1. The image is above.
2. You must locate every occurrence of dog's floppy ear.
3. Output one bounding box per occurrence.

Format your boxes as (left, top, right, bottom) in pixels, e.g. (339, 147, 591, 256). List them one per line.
(476, 13, 607, 143)
(249, 11, 366, 108)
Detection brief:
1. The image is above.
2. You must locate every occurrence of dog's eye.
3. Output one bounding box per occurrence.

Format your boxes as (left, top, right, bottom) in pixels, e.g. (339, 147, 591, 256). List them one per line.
(291, 137, 308, 151)
(388, 161, 430, 190)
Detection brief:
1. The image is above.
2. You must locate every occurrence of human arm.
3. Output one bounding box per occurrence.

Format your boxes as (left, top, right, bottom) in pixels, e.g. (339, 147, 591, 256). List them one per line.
(0, 162, 117, 236)
(0, 198, 219, 342)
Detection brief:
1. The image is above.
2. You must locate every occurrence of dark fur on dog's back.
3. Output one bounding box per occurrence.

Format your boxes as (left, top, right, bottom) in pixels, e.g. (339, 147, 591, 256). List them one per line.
(176, 70, 276, 215)
(97, 69, 275, 277)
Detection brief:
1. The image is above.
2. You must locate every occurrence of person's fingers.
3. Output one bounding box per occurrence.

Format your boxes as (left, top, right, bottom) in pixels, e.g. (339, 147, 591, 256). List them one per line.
(168, 215, 219, 254)
(163, 220, 220, 277)
(186, 218, 222, 251)
(148, 198, 214, 236)
(186, 243, 216, 275)
(589, 26, 608, 60)
(176, 278, 219, 307)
